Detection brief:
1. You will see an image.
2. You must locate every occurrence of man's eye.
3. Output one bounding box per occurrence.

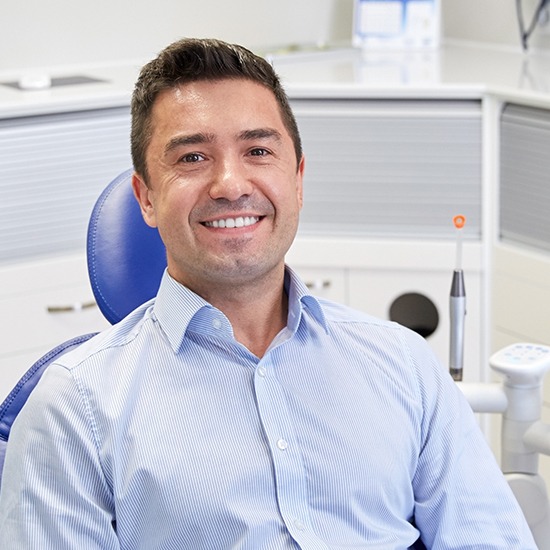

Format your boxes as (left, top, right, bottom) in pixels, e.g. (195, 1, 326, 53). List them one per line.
(249, 148, 270, 157)
(180, 153, 204, 163)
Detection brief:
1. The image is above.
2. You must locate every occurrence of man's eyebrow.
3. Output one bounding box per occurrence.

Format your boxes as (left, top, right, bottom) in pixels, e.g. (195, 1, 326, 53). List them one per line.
(163, 128, 282, 155)
(164, 132, 215, 154)
(238, 128, 282, 142)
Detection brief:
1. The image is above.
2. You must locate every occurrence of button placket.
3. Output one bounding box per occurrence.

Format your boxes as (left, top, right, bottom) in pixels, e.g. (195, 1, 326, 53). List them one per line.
(252, 359, 328, 548)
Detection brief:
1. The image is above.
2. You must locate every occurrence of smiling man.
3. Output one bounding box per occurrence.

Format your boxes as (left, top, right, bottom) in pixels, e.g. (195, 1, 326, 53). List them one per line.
(0, 38, 537, 549)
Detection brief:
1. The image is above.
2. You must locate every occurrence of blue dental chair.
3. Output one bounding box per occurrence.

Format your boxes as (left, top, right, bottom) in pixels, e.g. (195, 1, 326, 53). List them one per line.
(0, 168, 166, 479)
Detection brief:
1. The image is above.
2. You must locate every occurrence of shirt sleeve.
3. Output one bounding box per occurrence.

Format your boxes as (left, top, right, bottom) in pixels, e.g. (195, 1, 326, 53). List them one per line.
(404, 329, 537, 549)
(0, 362, 119, 550)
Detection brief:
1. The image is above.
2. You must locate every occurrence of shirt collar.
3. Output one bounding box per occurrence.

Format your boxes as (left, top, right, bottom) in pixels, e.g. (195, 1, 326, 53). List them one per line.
(153, 270, 213, 352)
(284, 265, 328, 334)
(153, 266, 328, 353)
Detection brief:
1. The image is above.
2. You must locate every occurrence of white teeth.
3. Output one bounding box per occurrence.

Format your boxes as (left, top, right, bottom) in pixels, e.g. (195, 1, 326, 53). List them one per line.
(205, 216, 259, 228)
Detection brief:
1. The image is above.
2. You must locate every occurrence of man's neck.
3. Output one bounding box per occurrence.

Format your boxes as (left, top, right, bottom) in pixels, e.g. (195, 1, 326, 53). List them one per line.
(210, 282, 288, 358)
(191, 266, 288, 358)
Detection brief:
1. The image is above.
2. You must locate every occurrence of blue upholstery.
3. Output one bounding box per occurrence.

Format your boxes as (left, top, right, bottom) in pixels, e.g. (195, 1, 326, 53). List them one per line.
(0, 333, 97, 485)
(87, 168, 166, 325)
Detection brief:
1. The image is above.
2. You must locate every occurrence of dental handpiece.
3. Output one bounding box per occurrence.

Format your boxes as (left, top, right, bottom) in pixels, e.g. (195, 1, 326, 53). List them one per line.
(450, 268, 466, 381)
(450, 215, 466, 382)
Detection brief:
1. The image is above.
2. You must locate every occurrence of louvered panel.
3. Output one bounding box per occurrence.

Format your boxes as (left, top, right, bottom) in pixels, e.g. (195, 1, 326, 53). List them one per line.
(291, 99, 482, 239)
(0, 107, 132, 264)
(501, 103, 550, 253)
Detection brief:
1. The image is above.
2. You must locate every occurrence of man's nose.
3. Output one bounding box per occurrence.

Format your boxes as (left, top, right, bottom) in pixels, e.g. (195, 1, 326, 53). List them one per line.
(208, 157, 254, 202)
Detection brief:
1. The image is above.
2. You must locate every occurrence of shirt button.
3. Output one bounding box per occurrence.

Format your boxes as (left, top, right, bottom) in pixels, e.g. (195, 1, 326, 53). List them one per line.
(277, 438, 288, 451)
(257, 366, 267, 377)
(212, 318, 222, 329)
(294, 519, 306, 531)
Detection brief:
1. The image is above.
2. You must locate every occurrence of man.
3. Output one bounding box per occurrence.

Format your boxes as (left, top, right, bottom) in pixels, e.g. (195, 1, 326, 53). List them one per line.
(0, 38, 537, 549)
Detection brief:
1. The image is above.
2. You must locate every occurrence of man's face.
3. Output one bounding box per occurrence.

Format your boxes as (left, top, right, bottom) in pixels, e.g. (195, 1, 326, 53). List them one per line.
(133, 78, 304, 292)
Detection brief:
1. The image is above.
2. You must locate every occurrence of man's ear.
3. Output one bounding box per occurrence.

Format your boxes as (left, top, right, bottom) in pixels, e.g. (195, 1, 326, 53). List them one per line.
(132, 172, 158, 228)
(296, 155, 305, 209)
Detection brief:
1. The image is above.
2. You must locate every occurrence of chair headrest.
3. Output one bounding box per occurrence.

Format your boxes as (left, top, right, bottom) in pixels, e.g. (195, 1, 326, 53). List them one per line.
(87, 169, 167, 324)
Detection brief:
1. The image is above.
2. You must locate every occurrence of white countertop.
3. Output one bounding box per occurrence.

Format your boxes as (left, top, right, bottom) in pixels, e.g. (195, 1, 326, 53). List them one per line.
(271, 43, 550, 108)
(0, 63, 140, 118)
(1, 42, 550, 118)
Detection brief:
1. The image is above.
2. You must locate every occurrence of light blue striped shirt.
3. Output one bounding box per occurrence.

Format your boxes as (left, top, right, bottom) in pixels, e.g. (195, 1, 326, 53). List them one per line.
(0, 267, 536, 549)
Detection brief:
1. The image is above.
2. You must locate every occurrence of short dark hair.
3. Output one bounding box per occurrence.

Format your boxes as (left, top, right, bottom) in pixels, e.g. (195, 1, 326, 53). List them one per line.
(131, 38, 302, 182)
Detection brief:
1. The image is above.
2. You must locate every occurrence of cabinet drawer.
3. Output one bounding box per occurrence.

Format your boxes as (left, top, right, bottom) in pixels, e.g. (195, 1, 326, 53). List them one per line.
(0, 254, 110, 401)
(0, 288, 109, 402)
(0, 283, 108, 357)
(290, 266, 347, 303)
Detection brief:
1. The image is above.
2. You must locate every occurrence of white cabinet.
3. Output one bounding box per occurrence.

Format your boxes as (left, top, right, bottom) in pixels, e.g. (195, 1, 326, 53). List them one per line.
(0, 104, 132, 401)
(0, 106, 131, 264)
(290, 98, 483, 240)
(0, 254, 110, 402)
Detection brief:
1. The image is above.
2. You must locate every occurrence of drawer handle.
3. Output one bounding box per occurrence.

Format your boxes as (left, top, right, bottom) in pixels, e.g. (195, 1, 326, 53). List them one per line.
(305, 280, 332, 291)
(47, 300, 97, 314)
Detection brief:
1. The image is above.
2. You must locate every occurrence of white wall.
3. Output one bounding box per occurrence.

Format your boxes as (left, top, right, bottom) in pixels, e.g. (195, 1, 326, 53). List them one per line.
(4, 1, 550, 74)
(442, 0, 550, 51)
(0, 0, 353, 72)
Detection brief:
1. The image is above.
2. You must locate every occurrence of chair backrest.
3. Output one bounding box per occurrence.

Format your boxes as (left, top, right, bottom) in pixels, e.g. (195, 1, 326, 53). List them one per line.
(87, 168, 167, 324)
(0, 168, 167, 484)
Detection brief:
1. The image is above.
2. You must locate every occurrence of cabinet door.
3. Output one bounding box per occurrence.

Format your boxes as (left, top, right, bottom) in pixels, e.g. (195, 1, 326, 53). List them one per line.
(0, 106, 131, 264)
(0, 254, 110, 401)
(290, 98, 482, 240)
(500, 103, 550, 253)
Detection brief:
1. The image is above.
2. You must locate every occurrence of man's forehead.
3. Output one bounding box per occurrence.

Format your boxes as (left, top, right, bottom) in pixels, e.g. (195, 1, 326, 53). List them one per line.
(149, 82, 288, 141)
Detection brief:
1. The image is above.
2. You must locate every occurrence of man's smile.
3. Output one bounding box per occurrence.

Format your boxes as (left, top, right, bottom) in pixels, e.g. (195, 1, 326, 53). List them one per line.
(202, 216, 262, 228)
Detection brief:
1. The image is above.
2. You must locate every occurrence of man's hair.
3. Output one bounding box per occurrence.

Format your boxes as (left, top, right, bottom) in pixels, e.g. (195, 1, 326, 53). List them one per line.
(131, 37, 302, 182)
